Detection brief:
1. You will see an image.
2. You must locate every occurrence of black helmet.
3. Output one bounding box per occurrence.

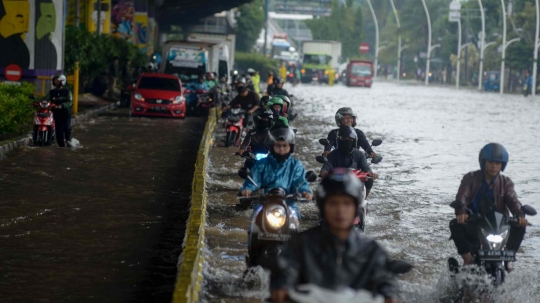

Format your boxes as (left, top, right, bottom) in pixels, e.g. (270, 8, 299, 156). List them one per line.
(237, 77, 247, 85)
(479, 143, 509, 172)
(275, 77, 285, 84)
(265, 127, 296, 153)
(335, 107, 358, 127)
(316, 168, 365, 217)
(337, 126, 357, 154)
(253, 108, 273, 131)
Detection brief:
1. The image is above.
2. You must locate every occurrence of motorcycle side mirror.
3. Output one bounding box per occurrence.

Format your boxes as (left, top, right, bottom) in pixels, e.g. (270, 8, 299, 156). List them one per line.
(387, 260, 413, 275)
(305, 170, 318, 182)
(522, 205, 537, 216)
(371, 139, 383, 146)
(238, 168, 250, 179)
(449, 200, 464, 210)
(319, 138, 329, 146)
(315, 156, 327, 164)
(371, 156, 383, 164)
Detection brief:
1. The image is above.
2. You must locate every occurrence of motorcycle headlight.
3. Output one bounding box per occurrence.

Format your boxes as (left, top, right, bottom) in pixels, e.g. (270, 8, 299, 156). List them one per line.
(266, 205, 286, 229)
(134, 93, 144, 101)
(486, 230, 509, 249)
(255, 153, 268, 161)
(173, 95, 184, 104)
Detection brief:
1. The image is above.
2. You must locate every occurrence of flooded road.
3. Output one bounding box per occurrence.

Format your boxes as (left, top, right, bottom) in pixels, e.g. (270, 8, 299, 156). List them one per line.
(0, 110, 205, 302)
(202, 82, 540, 302)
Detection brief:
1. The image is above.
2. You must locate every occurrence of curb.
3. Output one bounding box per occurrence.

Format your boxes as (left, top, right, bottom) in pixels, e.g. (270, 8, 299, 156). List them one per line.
(172, 108, 218, 303)
(0, 103, 116, 161)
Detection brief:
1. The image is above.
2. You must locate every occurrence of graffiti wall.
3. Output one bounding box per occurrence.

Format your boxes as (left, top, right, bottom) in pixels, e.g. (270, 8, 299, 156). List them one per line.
(0, 0, 65, 77)
(111, 0, 134, 41)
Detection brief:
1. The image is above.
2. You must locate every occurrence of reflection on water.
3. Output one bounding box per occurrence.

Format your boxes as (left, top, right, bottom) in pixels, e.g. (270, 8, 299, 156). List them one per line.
(0, 111, 205, 302)
(202, 82, 540, 302)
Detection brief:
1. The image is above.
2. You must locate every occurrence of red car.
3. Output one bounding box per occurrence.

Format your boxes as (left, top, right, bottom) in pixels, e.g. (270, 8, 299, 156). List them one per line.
(345, 60, 374, 88)
(130, 73, 186, 118)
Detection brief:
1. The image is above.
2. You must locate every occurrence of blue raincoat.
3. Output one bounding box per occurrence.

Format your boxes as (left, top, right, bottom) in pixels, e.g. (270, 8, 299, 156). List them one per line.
(186, 82, 209, 106)
(241, 154, 312, 219)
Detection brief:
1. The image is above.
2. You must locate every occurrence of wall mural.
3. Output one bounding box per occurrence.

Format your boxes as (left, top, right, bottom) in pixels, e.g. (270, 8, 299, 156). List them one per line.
(111, 0, 133, 41)
(0, 0, 64, 77)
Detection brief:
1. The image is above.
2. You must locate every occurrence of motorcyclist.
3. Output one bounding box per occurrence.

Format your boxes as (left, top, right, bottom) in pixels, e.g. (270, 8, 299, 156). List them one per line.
(275, 95, 297, 122)
(238, 108, 273, 167)
(320, 126, 379, 197)
(449, 143, 527, 270)
(267, 77, 290, 97)
(323, 107, 377, 158)
(266, 97, 290, 129)
(248, 68, 261, 95)
(217, 75, 232, 105)
(227, 79, 260, 130)
(43, 74, 73, 147)
(240, 127, 313, 220)
(270, 169, 398, 303)
(187, 75, 209, 111)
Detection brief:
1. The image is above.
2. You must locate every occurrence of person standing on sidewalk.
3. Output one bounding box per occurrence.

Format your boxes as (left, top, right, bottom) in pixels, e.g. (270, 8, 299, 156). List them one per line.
(43, 74, 73, 147)
(107, 56, 119, 99)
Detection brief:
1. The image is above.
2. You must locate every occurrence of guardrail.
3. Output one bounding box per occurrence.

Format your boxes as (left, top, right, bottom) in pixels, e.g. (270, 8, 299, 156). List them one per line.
(172, 107, 218, 303)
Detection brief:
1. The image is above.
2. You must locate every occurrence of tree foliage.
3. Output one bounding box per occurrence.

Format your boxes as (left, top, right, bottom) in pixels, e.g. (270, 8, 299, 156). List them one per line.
(305, 0, 364, 60)
(236, 0, 265, 52)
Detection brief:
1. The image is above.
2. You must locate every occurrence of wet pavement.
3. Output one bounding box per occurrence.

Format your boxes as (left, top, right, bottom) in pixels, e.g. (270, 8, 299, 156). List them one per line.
(0, 109, 205, 302)
(202, 82, 540, 302)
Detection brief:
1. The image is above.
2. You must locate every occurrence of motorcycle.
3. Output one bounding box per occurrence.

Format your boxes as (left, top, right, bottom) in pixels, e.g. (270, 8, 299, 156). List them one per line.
(238, 168, 318, 271)
(195, 90, 213, 115)
(31, 97, 57, 146)
(315, 139, 382, 232)
(447, 200, 537, 286)
(285, 260, 412, 303)
(225, 105, 246, 147)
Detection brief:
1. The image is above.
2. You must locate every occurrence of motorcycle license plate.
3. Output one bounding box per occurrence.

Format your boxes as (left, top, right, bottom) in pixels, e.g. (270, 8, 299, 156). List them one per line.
(151, 106, 167, 111)
(478, 250, 516, 261)
(258, 233, 290, 241)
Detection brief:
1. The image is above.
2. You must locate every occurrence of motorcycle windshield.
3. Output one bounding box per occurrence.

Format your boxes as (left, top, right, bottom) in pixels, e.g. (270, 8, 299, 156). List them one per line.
(480, 211, 506, 234)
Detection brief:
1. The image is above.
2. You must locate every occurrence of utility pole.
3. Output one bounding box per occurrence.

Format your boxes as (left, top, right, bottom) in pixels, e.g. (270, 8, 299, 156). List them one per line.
(263, 0, 269, 56)
(97, 0, 102, 35)
(389, 0, 402, 80)
(478, 0, 486, 90)
(533, 0, 540, 97)
(75, 0, 80, 27)
(366, 0, 379, 79)
(421, 0, 432, 86)
(500, 0, 507, 95)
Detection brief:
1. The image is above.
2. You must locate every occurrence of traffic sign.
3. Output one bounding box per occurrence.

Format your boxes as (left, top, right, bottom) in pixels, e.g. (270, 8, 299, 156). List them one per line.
(449, 10, 461, 22)
(449, 1, 461, 11)
(4, 64, 22, 82)
(359, 43, 369, 53)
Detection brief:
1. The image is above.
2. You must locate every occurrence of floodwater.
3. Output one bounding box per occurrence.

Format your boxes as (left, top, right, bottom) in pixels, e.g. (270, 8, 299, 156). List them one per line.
(0, 110, 205, 302)
(202, 82, 540, 302)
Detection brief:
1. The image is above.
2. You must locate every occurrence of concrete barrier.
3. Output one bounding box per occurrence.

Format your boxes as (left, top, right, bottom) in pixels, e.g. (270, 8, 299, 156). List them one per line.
(172, 108, 218, 303)
(0, 103, 115, 161)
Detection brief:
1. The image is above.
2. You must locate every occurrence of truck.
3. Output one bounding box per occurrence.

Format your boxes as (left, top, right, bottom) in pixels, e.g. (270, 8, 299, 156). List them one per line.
(161, 41, 217, 84)
(345, 60, 374, 88)
(300, 40, 342, 84)
(186, 33, 236, 79)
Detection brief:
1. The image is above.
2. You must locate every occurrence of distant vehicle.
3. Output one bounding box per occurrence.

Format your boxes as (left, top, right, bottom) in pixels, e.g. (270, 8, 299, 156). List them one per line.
(130, 73, 186, 118)
(300, 40, 342, 84)
(483, 71, 500, 92)
(345, 60, 373, 88)
(272, 35, 292, 60)
(161, 41, 214, 85)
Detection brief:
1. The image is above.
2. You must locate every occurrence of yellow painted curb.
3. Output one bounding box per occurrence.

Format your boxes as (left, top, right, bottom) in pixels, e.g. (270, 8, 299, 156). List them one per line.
(172, 107, 219, 303)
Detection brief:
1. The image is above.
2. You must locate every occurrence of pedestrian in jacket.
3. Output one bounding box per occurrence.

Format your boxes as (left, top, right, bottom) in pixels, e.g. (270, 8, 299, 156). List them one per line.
(44, 74, 73, 147)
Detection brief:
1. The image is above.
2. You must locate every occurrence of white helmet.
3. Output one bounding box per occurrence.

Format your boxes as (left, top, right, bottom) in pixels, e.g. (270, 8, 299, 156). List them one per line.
(247, 68, 255, 74)
(52, 74, 67, 87)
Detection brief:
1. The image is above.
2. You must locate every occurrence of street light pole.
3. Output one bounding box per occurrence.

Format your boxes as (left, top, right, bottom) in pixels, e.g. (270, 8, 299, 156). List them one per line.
(389, 0, 402, 80)
(533, 0, 540, 97)
(366, 0, 379, 79)
(457, 19, 462, 88)
(478, 0, 486, 91)
(421, 0, 432, 86)
(499, 0, 507, 95)
(263, 0, 269, 56)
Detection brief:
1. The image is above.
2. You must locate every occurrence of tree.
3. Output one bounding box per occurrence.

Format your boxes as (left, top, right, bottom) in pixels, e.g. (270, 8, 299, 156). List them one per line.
(235, 0, 265, 52)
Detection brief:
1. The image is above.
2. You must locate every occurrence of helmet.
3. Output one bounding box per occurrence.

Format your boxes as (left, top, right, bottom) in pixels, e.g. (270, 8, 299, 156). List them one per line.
(253, 108, 273, 131)
(316, 168, 365, 216)
(237, 77, 247, 85)
(335, 107, 357, 127)
(337, 126, 358, 153)
(275, 77, 285, 84)
(267, 97, 284, 116)
(247, 68, 256, 74)
(275, 95, 290, 113)
(52, 74, 67, 87)
(479, 143, 509, 171)
(265, 127, 296, 153)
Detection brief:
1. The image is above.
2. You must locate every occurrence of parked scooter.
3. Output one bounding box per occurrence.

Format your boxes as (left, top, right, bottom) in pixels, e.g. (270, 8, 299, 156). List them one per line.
(224, 105, 246, 147)
(30, 96, 57, 146)
(447, 200, 537, 286)
(238, 168, 318, 271)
